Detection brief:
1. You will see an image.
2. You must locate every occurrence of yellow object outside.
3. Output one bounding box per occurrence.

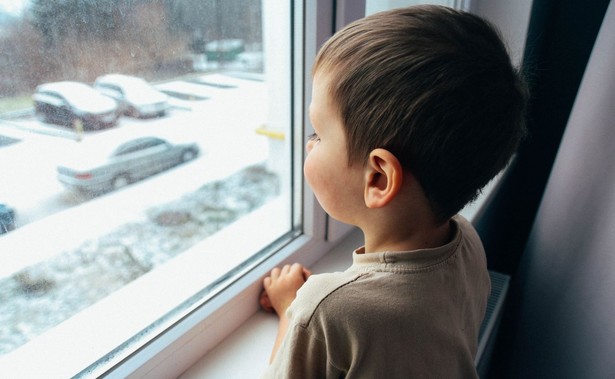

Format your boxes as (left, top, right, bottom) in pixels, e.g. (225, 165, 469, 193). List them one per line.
(255, 126, 285, 141)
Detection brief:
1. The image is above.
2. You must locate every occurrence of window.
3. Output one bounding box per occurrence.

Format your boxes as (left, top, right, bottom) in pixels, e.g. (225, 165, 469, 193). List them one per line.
(366, 0, 470, 15)
(0, 1, 481, 377)
(0, 1, 310, 377)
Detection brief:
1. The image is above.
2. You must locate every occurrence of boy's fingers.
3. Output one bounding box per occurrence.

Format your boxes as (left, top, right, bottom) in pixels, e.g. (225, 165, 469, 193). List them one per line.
(290, 263, 304, 274)
(259, 289, 275, 313)
(270, 267, 280, 279)
(265, 264, 311, 287)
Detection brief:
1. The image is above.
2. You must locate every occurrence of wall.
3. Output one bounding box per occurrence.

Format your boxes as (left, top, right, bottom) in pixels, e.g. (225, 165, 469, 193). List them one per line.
(472, 0, 533, 67)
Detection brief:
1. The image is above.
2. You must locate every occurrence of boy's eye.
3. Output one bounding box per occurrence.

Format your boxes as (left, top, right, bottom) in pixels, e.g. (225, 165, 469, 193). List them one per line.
(307, 133, 320, 142)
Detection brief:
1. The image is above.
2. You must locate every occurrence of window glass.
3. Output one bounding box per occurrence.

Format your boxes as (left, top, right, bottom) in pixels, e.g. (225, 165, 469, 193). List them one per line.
(0, 0, 293, 373)
(366, 0, 466, 15)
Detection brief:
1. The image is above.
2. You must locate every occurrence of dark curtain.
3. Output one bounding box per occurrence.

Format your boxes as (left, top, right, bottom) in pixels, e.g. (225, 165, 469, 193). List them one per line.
(477, 1, 612, 378)
(475, 0, 611, 276)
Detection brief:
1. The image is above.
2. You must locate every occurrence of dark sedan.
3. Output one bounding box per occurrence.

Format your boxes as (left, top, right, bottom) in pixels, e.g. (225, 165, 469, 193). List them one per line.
(33, 81, 120, 130)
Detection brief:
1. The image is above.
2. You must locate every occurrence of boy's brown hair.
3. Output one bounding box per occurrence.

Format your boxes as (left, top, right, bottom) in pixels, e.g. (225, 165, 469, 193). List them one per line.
(313, 5, 528, 221)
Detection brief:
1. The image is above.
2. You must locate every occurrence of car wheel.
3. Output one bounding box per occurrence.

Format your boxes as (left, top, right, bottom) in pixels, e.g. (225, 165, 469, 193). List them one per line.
(35, 110, 48, 123)
(111, 174, 130, 190)
(181, 149, 196, 162)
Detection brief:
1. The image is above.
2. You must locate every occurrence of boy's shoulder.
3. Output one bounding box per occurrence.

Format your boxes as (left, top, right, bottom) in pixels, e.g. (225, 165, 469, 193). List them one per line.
(291, 216, 487, 319)
(289, 270, 368, 325)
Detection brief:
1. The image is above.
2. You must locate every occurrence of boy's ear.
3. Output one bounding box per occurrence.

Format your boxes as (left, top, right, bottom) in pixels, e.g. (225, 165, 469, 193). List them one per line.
(364, 148, 403, 208)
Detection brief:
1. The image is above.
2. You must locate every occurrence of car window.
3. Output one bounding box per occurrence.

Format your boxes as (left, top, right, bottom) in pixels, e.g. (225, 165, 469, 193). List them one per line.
(139, 138, 166, 150)
(113, 138, 161, 155)
(114, 143, 141, 156)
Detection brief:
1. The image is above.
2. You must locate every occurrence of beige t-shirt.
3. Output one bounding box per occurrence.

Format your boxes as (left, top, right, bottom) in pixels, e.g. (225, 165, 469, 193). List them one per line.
(263, 215, 490, 378)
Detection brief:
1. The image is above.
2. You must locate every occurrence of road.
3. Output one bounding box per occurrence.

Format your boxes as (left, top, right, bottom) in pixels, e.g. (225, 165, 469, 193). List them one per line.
(0, 73, 270, 230)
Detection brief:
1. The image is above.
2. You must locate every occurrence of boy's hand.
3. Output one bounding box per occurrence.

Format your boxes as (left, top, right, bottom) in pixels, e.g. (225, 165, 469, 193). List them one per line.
(260, 263, 311, 316)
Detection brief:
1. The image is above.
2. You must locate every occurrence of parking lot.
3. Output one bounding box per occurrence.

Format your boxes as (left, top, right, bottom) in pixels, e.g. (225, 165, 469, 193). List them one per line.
(0, 73, 270, 230)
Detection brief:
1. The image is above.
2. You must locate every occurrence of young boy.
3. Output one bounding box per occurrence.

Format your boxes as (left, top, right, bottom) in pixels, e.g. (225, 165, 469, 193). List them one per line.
(260, 5, 527, 378)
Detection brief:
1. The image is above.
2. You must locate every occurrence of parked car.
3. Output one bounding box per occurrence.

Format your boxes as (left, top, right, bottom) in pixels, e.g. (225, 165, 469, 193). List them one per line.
(57, 136, 199, 194)
(94, 74, 170, 118)
(33, 81, 120, 130)
(204, 39, 245, 62)
(0, 203, 15, 234)
(237, 51, 264, 72)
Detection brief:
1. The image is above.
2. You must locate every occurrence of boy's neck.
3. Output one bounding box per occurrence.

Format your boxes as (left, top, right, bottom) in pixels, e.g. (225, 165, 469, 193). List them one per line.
(353, 165, 453, 253)
(361, 218, 452, 253)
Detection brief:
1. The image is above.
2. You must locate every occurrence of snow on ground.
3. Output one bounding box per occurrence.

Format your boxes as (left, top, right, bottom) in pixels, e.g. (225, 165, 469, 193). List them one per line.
(0, 163, 279, 355)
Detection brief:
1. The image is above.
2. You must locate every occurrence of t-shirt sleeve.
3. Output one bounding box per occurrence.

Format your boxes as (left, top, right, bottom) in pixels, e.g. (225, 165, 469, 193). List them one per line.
(261, 272, 363, 378)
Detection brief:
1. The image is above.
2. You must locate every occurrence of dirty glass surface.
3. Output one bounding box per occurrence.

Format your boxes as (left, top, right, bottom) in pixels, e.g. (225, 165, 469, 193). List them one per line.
(0, 0, 292, 364)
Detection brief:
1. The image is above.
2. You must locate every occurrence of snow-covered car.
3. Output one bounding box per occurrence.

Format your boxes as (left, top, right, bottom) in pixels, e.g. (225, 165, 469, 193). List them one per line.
(57, 136, 199, 194)
(0, 203, 15, 234)
(94, 74, 170, 118)
(33, 81, 120, 130)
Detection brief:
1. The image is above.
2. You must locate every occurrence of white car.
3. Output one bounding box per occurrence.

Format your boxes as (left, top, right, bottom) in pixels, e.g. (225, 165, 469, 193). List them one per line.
(94, 74, 170, 118)
(33, 81, 120, 130)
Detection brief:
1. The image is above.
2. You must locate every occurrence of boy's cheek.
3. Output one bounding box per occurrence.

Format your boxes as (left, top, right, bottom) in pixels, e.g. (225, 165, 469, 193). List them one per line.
(303, 155, 324, 194)
(303, 158, 315, 187)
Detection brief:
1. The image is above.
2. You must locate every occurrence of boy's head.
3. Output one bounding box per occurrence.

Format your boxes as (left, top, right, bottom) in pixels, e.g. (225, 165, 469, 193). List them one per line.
(312, 5, 528, 222)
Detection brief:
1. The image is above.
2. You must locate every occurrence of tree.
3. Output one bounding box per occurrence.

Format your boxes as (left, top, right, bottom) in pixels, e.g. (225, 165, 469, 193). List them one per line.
(29, 0, 135, 46)
(1, 0, 262, 99)
(166, 0, 262, 53)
